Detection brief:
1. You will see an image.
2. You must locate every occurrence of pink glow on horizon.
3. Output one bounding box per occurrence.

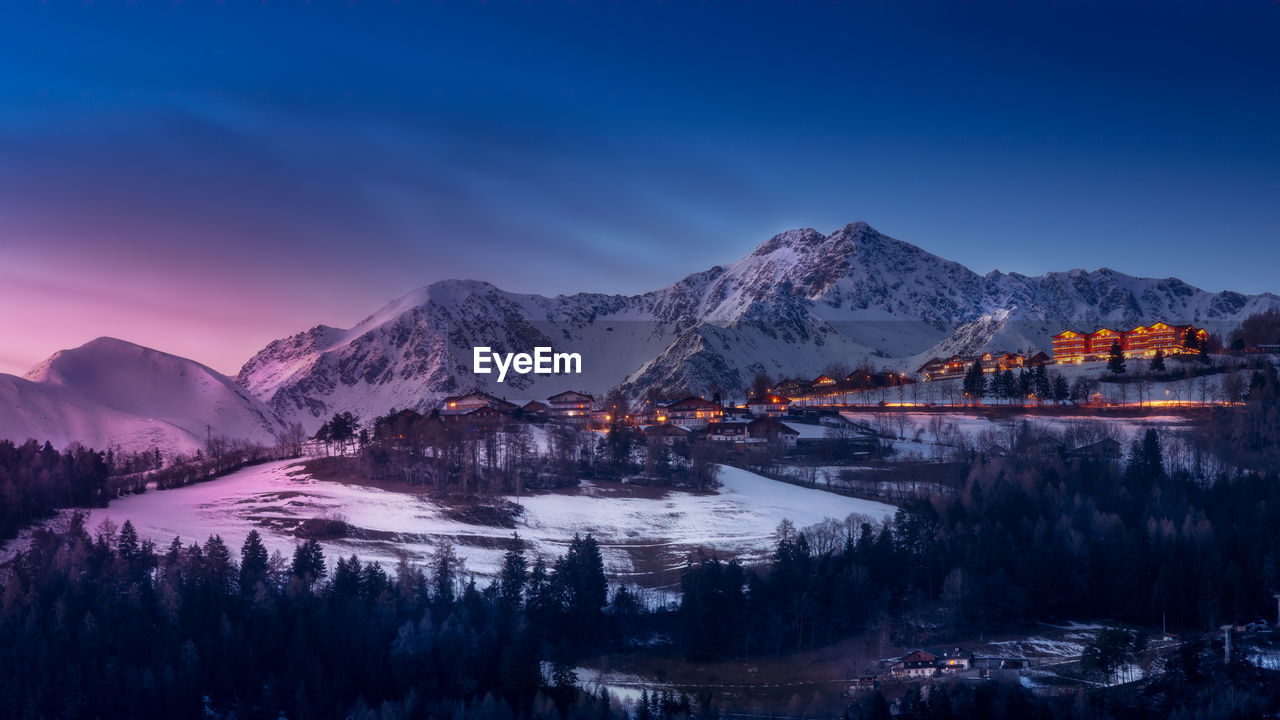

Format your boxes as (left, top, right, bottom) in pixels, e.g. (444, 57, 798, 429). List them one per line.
(0, 248, 387, 378)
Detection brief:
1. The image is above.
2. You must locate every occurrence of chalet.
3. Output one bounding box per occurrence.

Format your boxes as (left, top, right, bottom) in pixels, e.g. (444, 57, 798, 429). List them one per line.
(520, 400, 550, 421)
(775, 378, 812, 399)
(919, 352, 1041, 380)
(644, 423, 690, 446)
(706, 421, 751, 443)
(942, 355, 969, 377)
(547, 391, 593, 425)
(812, 374, 838, 387)
(934, 647, 973, 673)
(747, 394, 790, 416)
(661, 396, 724, 428)
(747, 417, 799, 449)
(440, 392, 518, 416)
(915, 357, 946, 381)
(445, 406, 506, 432)
(997, 352, 1026, 371)
(891, 650, 939, 679)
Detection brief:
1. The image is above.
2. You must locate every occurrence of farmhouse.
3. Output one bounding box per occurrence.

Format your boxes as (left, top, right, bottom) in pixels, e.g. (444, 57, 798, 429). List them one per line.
(891, 650, 940, 679)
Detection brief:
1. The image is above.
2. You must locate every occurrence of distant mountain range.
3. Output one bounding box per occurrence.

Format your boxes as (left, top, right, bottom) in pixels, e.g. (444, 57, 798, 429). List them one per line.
(238, 222, 1279, 431)
(3, 222, 1277, 448)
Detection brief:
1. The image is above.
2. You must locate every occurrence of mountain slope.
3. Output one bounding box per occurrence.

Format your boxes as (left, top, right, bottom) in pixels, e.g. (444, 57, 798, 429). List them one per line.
(1, 338, 286, 454)
(238, 222, 1280, 429)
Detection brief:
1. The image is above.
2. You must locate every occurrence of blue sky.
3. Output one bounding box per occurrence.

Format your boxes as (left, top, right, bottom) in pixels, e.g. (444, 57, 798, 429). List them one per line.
(0, 1, 1277, 374)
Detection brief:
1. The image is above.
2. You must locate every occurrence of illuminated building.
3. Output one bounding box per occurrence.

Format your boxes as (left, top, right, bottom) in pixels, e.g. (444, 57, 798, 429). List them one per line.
(1052, 322, 1209, 364)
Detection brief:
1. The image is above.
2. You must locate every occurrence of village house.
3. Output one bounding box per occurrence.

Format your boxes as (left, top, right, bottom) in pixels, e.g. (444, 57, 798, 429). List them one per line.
(747, 416, 799, 449)
(915, 357, 947, 381)
(660, 396, 724, 428)
(443, 405, 507, 433)
(891, 650, 940, 679)
(519, 400, 550, 421)
(705, 421, 751, 443)
(1027, 350, 1052, 366)
(547, 390, 593, 425)
(747, 393, 790, 416)
(889, 648, 973, 680)
(644, 422, 690, 446)
(440, 392, 518, 416)
(917, 350, 1049, 381)
(934, 647, 973, 673)
(775, 378, 812, 399)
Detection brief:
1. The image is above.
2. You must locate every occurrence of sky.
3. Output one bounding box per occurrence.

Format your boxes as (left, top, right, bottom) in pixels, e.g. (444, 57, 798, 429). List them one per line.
(1, 1, 1277, 376)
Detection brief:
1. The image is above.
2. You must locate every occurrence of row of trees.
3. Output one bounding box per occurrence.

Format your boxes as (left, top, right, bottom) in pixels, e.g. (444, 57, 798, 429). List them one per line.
(962, 362, 1071, 405)
(0, 515, 643, 720)
(0, 439, 109, 540)
(334, 408, 720, 494)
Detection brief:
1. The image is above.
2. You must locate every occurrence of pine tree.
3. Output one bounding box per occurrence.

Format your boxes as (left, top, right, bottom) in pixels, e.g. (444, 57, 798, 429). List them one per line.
(290, 538, 326, 586)
(117, 520, 139, 559)
(240, 529, 269, 593)
(499, 534, 528, 609)
(1107, 341, 1127, 376)
(1151, 348, 1166, 372)
(1033, 365, 1050, 402)
(999, 369, 1016, 405)
(962, 361, 986, 405)
(1052, 374, 1070, 405)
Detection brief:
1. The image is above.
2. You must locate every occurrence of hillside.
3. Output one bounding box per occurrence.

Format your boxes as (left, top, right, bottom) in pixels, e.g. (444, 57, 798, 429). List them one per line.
(0, 338, 286, 454)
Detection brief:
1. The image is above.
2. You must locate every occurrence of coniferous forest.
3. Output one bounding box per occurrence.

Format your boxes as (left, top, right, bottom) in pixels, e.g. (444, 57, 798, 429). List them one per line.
(4, 392, 1280, 717)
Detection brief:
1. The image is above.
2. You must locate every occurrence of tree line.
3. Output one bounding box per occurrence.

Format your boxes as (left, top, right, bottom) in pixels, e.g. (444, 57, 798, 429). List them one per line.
(680, 426, 1280, 662)
(321, 408, 720, 494)
(0, 517, 654, 720)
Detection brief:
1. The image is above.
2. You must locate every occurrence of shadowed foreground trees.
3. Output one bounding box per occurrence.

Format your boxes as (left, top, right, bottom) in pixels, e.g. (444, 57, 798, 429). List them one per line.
(0, 521, 629, 720)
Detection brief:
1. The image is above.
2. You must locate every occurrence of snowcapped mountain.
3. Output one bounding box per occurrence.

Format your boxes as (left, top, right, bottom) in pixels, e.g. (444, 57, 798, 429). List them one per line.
(1, 338, 286, 454)
(239, 222, 1280, 429)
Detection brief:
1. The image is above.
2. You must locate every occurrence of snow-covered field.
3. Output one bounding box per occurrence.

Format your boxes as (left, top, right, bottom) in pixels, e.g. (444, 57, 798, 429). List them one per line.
(61, 461, 895, 586)
(851, 411, 1196, 461)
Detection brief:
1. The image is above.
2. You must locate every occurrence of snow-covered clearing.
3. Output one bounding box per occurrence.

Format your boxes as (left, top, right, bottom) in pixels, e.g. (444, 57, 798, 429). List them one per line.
(850, 411, 1195, 462)
(58, 461, 895, 587)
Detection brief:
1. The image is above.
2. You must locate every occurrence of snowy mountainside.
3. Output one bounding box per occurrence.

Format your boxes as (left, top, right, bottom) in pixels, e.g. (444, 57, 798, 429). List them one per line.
(239, 222, 1280, 429)
(1, 338, 286, 454)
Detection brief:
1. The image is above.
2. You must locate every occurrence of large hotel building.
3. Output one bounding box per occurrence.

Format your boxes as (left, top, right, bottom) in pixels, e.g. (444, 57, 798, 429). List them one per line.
(1052, 322, 1208, 364)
